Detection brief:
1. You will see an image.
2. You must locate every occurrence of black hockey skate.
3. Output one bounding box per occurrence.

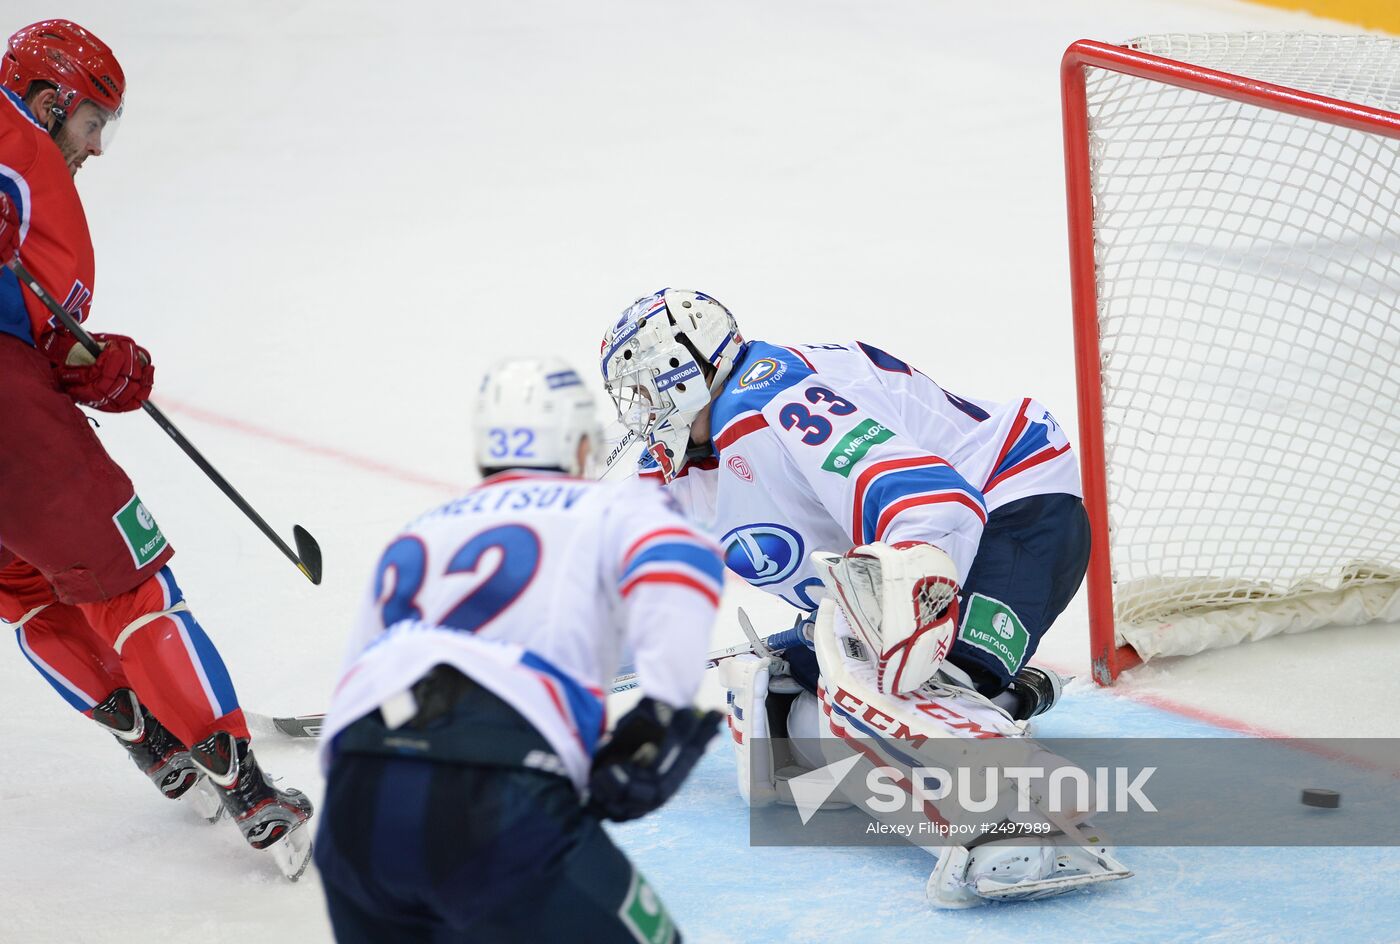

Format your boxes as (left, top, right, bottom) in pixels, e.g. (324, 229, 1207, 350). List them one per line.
(91, 689, 226, 822)
(1005, 666, 1065, 721)
(91, 688, 200, 799)
(189, 731, 314, 880)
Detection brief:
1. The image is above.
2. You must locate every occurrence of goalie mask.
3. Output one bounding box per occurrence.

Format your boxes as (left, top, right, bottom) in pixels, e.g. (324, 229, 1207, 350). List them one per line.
(599, 288, 743, 482)
(474, 357, 599, 477)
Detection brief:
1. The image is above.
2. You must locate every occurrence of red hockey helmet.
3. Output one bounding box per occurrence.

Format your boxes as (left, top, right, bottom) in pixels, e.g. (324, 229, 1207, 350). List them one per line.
(1, 20, 125, 130)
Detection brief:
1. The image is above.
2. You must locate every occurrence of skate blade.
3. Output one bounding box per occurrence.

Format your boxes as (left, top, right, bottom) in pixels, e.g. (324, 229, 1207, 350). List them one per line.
(186, 778, 226, 824)
(975, 864, 1133, 901)
(269, 825, 313, 882)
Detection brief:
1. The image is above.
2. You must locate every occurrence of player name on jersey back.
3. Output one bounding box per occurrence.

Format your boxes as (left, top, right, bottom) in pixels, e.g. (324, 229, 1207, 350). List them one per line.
(320, 471, 723, 790)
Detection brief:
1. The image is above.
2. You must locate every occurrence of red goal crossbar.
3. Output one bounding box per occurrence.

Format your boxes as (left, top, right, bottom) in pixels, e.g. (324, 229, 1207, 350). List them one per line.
(1060, 39, 1400, 685)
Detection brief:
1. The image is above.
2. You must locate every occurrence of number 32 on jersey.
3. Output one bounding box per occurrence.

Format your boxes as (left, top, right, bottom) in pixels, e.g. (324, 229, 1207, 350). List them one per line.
(374, 524, 540, 633)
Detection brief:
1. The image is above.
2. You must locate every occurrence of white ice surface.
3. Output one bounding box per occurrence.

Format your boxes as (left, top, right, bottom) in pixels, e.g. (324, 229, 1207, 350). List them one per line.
(2, 1, 1397, 941)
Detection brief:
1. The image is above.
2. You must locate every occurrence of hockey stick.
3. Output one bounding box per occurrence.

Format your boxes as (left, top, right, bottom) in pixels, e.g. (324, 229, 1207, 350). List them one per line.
(5, 257, 323, 585)
(270, 619, 813, 738)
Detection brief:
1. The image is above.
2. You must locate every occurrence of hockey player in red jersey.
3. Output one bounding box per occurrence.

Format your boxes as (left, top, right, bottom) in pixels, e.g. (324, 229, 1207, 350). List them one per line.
(0, 20, 312, 877)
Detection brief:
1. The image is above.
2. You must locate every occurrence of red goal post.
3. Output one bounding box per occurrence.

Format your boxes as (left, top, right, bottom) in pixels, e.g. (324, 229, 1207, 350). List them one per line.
(1061, 36, 1400, 684)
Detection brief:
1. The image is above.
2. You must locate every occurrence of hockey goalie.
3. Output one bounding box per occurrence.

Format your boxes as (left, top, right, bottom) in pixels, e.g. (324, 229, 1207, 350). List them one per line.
(598, 287, 1133, 907)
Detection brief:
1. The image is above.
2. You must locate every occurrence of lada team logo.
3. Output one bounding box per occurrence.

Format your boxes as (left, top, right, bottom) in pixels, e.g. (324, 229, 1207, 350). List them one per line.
(727, 455, 754, 482)
(720, 523, 804, 587)
(737, 358, 783, 388)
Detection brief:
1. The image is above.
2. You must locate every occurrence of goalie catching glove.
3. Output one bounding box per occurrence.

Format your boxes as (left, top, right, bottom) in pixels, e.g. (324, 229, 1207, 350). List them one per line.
(813, 540, 960, 695)
(586, 697, 723, 823)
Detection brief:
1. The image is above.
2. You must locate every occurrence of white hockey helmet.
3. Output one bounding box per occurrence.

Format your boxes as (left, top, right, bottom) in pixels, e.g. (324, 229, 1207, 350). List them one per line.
(474, 357, 599, 477)
(599, 288, 743, 482)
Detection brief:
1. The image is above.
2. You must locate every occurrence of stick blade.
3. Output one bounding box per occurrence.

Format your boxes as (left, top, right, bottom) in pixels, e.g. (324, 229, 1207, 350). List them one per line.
(273, 714, 324, 738)
(292, 525, 323, 584)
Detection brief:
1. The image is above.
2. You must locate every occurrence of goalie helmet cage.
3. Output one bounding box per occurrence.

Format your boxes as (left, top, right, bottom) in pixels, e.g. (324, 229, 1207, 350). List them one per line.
(1061, 35, 1400, 685)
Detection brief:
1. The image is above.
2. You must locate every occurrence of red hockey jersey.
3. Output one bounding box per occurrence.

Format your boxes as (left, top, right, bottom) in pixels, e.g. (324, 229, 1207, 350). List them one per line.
(0, 86, 95, 347)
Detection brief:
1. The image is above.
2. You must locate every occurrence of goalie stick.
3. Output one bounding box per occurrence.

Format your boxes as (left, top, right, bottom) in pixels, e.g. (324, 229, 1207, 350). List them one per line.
(5, 257, 324, 585)
(270, 615, 812, 738)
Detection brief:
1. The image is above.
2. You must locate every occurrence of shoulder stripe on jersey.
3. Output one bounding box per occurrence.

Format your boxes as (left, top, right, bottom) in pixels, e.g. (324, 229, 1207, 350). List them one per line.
(873, 493, 986, 543)
(622, 526, 715, 568)
(622, 542, 727, 585)
(985, 399, 1032, 486)
(982, 399, 1071, 492)
(851, 456, 987, 545)
(714, 412, 769, 452)
(620, 571, 722, 608)
(985, 444, 1071, 492)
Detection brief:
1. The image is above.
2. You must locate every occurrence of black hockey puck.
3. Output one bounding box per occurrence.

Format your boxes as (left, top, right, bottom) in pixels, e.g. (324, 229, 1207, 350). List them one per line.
(1301, 788, 1340, 809)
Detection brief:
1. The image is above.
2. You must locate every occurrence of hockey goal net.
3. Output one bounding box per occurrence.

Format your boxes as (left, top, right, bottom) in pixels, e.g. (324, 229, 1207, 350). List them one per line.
(1062, 34, 1400, 684)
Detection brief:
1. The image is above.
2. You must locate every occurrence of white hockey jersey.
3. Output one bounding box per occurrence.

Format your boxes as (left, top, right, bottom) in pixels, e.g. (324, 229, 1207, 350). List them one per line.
(640, 340, 1080, 611)
(320, 471, 724, 791)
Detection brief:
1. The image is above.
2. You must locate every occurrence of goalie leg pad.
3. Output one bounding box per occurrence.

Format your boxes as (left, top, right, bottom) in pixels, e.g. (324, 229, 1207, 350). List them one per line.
(811, 600, 1132, 904)
(812, 599, 1029, 834)
(718, 654, 779, 806)
(719, 655, 843, 808)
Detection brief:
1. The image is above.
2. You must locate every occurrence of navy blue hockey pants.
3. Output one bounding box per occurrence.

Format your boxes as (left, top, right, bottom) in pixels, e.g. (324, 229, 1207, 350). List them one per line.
(315, 681, 681, 943)
(946, 491, 1090, 694)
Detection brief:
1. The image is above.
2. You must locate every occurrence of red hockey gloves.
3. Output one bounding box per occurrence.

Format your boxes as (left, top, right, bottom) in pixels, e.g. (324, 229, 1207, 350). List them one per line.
(40, 329, 154, 412)
(586, 697, 722, 823)
(0, 192, 18, 262)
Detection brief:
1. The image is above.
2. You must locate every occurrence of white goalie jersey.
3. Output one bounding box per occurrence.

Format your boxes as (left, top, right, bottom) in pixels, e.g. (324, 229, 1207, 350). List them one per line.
(320, 471, 724, 790)
(639, 340, 1080, 610)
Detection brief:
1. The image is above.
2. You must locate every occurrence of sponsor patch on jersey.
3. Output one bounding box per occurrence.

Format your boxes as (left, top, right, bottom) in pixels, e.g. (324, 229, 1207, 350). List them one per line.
(737, 357, 784, 389)
(619, 869, 676, 944)
(957, 593, 1029, 677)
(727, 455, 754, 482)
(721, 523, 803, 587)
(112, 494, 167, 568)
(820, 419, 895, 477)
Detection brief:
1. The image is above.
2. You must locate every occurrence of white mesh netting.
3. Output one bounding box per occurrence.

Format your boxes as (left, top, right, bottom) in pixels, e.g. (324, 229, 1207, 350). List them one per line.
(1084, 33, 1400, 659)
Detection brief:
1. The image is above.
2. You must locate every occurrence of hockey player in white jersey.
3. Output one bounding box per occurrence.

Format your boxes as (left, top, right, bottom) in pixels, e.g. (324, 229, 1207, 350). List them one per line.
(314, 357, 724, 943)
(599, 288, 1131, 906)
